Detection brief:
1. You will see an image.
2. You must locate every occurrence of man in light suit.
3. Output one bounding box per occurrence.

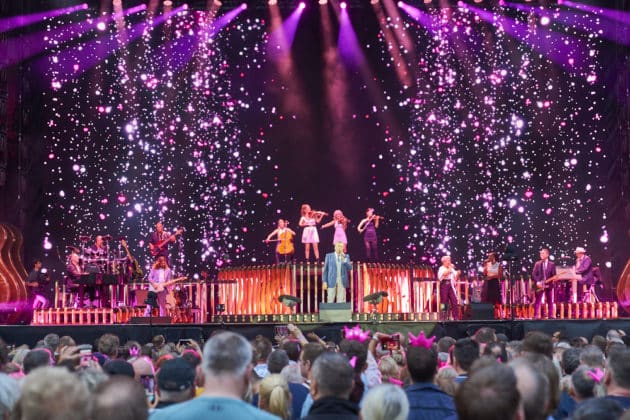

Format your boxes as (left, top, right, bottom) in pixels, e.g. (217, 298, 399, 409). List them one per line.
(532, 248, 557, 318)
(322, 242, 352, 303)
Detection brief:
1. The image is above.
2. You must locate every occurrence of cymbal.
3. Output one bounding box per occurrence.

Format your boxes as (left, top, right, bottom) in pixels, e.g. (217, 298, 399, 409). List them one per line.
(66, 245, 80, 251)
(101, 235, 113, 241)
(78, 235, 91, 242)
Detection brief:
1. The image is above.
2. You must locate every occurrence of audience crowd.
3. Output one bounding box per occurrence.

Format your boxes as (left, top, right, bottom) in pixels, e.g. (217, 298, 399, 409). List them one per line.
(0, 324, 629, 420)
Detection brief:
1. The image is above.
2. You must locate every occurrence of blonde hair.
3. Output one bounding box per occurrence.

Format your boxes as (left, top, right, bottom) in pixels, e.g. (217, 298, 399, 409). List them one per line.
(378, 356, 401, 383)
(435, 366, 459, 396)
(258, 374, 291, 420)
(361, 384, 409, 420)
(300, 204, 311, 217)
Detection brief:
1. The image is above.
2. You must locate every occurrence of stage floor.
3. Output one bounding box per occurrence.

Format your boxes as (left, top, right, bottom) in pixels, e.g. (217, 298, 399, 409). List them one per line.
(1, 318, 629, 348)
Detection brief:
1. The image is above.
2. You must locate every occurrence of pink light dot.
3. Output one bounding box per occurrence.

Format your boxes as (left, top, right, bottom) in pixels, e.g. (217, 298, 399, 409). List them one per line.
(117, 195, 126, 203)
(524, 190, 533, 198)
(99, 214, 106, 220)
(545, 208, 552, 215)
(48, 153, 55, 159)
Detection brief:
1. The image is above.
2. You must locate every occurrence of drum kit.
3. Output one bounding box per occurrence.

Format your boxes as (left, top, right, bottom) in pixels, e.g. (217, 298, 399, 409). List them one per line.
(69, 235, 130, 275)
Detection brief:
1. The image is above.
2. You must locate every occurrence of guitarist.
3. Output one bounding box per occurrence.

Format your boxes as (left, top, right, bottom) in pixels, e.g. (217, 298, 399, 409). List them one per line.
(148, 221, 177, 264)
(532, 248, 557, 318)
(145, 256, 172, 317)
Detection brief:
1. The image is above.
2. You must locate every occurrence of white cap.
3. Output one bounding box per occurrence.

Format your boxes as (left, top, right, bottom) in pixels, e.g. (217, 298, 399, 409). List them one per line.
(574, 247, 586, 254)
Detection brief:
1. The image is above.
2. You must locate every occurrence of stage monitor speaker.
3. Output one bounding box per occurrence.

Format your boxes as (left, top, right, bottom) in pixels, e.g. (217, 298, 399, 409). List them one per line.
(470, 303, 495, 320)
(319, 302, 351, 323)
(128, 316, 171, 324)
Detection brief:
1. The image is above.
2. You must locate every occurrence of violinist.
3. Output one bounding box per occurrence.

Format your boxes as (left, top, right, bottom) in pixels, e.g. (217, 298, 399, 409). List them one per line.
(265, 219, 296, 264)
(322, 209, 350, 253)
(299, 204, 326, 261)
(357, 208, 381, 262)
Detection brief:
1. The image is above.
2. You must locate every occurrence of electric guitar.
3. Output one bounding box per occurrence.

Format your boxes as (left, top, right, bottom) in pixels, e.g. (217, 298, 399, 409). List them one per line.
(149, 228, 183, 257)
(121, 240, 143, 279)
(532, 274, 563, 293)
(149, 276, 187, 293)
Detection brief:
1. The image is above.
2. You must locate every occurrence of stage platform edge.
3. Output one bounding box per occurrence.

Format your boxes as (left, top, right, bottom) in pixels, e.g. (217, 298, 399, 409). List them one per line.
(1, 319, 630, 348)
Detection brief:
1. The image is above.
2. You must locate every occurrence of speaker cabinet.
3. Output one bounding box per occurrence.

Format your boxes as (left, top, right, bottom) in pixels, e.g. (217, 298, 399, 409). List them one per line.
(319, 302, 351, 323)
(469, 303, 495, 320)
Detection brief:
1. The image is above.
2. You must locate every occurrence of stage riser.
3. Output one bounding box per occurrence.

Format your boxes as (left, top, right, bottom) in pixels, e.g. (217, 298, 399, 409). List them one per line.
(31, 307, 203, 325)
(30, 301, 618, 325)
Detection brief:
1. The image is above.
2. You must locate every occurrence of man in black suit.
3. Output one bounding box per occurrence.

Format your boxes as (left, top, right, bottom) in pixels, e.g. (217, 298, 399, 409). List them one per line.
(532, 248, 557, 318)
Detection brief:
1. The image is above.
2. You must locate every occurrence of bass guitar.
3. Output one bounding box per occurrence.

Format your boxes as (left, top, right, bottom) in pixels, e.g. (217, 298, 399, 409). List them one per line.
(149, 276, 187, 293)
(121, 240, 143, 279)
(149, 228, 183, 257)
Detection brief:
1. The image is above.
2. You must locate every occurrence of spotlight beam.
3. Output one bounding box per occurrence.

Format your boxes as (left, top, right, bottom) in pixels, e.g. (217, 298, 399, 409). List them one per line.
(0, 3, 88, 33)
(36, 5, 186, 85)
(0, 4, 147, 70)
(464, 4, 591, 74)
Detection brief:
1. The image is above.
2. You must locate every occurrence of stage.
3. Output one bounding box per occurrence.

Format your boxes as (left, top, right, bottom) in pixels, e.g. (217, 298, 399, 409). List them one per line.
(2, 318, 630, 348)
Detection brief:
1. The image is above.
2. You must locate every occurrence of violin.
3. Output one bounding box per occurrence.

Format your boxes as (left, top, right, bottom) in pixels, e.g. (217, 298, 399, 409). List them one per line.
(308, 210, 329, 217)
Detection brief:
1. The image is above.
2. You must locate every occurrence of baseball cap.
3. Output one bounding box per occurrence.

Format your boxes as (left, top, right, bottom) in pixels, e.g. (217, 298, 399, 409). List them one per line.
(157, 357, 195, 391)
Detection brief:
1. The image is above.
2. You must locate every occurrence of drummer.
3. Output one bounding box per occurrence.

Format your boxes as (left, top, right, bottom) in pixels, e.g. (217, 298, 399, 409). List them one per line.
(89, 236, 108, 265)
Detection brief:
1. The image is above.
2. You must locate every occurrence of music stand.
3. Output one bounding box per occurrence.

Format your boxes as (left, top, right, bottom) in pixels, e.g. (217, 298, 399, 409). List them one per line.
(502, 244, 520, 321)
(144, 291, 159, 327)
(363, 291, 388, 323)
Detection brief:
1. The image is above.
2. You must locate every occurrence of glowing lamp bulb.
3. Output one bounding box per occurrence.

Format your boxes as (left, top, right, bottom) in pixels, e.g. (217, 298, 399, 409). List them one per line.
(299, 1, 306, 9)
(340, 2, 347, 8)
(241, 2, 248, 9)
(397, 1, 403, 6)
(96, 21, 107, 31)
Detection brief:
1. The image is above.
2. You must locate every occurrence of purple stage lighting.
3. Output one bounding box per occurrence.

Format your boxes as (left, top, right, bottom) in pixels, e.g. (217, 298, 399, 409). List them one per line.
(398, 1, 439, 35)
(338, 6, 364, 67)
(0, 3, 88, 33)
(1, 4, 147, 70)
(465, 4, 591, 74)
(561, 0, 630, 25)
(504, 2, 630, 47)
(40, 5, 186, 84)
(340, 2, 347, 9)
(268, 1, 306, 57)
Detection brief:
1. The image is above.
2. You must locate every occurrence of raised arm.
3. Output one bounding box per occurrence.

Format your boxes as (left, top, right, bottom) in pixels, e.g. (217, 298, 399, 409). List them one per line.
(265, 228, 279, 242)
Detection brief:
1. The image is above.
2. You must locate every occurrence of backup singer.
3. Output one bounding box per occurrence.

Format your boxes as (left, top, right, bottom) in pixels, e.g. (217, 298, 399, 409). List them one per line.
(265, 219, 296, 264)
(322, 210, 349, 253)
(532, 248, 557, 318)
(299, 204, 325, 261)
(357, 208, 380, 262)
(145, 256, 172, 317)
(482, 252, 503, 305)
(322, 242, 352, 303)
(438, 255, 460, 320)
